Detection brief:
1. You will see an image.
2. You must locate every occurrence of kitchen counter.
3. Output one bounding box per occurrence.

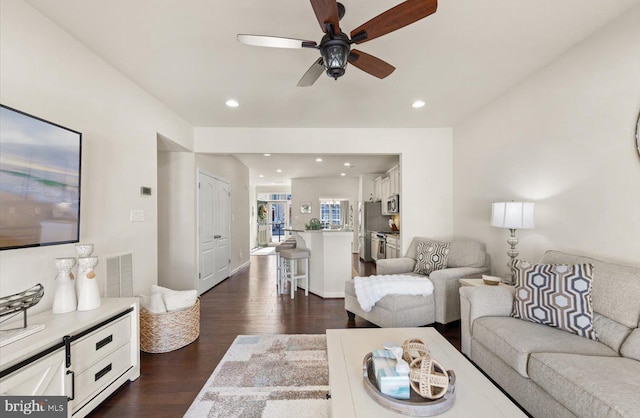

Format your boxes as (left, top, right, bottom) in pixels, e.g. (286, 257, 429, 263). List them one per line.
(295, 231, 352, 298)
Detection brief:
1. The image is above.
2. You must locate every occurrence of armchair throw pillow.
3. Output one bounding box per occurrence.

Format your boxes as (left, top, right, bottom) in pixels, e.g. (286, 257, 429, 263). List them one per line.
(512, 260, 597, 340)
(413, 241, 450, 276)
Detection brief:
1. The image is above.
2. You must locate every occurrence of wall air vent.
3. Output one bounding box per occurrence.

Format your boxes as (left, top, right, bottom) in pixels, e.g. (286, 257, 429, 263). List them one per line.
(105, 252, 134, 297)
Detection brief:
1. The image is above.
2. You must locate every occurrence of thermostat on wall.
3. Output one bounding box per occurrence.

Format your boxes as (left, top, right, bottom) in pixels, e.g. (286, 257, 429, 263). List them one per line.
(140, 186, 152, 196)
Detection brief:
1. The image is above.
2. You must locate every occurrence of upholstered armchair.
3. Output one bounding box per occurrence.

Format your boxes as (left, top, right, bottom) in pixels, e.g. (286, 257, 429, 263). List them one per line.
(345, 237, 490, 327)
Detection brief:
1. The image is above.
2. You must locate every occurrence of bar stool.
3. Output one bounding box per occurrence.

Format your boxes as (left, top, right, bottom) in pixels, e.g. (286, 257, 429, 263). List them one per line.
(279, 248, 310, 299)
(275, 238, 296, 293)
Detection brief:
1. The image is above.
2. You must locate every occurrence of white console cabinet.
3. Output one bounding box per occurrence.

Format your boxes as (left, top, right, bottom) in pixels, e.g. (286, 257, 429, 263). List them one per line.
(0, 298, 140, 417)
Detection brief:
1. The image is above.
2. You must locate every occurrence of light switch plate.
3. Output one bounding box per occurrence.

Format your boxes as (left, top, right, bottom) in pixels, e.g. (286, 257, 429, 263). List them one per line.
(130, 210, 144, 222)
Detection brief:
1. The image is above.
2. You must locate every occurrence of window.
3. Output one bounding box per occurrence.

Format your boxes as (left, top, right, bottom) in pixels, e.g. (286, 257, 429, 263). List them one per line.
(319, 200, 342, 228)
(257, 193, 291, 201)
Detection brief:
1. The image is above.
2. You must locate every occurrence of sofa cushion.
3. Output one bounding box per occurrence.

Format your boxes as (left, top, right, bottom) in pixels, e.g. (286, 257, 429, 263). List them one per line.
(528, 353, 640, 418)
(512, 260, 597, 340)
(620, 328, 640, 361)
(447, 240, 486, 268)
(473, 317, 616, 377)
(592, 313, 633, 353)
(540, 250, 640, 330)
(413, 241, 449, 275)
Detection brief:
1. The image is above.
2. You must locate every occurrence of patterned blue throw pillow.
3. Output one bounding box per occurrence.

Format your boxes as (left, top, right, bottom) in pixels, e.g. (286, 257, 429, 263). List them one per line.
(511, 260, 597, 340)
(413, 241, 450, 275)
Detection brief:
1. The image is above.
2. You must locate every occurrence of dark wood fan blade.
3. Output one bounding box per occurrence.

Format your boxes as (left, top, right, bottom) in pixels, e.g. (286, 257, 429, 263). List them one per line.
(237, 34, 317, 49)
(350, 0, 437, 44)
(348, 50, 395, 79)
(297, 58, 325, 87)
(310, 0, 340, 33)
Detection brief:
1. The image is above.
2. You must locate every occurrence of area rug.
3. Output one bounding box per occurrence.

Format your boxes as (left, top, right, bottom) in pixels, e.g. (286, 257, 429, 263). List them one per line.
(250, 247, 276, 256)
(185, 334, 330, 418)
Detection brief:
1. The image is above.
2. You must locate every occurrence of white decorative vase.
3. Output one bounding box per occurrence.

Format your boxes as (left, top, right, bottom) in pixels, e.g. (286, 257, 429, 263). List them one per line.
(77, 256, 101, 312)
(75, 244, 94, 295)
(52, 257, 77, 314)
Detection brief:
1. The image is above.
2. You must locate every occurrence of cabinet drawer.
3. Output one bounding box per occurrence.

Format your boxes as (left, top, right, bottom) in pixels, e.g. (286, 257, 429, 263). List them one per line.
(70, 342, 132, 412)
(71, 315, 131, 372)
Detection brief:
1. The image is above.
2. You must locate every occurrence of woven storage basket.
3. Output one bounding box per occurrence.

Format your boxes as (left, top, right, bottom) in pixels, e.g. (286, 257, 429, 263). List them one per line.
(140, 298, 200, 353)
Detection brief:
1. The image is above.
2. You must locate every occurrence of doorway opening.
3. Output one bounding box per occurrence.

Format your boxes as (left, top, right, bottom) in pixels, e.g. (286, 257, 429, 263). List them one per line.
(256, 193, 292, 246)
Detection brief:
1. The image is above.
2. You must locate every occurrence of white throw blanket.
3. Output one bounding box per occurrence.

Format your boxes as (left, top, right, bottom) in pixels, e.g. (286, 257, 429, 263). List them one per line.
(353, 274, 434, 312)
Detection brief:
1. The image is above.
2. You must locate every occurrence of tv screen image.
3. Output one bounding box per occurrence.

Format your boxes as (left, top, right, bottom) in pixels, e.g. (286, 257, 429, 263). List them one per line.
(0, 104, 82, 250)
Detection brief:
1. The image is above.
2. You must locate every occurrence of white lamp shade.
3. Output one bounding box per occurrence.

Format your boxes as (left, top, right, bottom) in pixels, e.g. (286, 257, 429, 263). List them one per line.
(491, 202, 535, 229)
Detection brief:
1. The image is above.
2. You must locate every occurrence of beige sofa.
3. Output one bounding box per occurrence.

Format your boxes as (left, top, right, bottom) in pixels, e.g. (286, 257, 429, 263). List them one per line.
(345, 237, 490, 328)
(460, 250, 640, 418)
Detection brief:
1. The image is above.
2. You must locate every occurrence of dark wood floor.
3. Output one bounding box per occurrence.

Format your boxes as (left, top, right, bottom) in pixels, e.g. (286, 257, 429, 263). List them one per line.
(90, 254, 461, 417)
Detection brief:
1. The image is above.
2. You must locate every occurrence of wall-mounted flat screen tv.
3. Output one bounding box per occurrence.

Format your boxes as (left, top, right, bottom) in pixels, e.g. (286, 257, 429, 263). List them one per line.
(0, 104, 82, 250)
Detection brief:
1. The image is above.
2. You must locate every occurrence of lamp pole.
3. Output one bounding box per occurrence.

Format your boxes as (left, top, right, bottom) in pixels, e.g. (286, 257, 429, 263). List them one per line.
(506, 228, 519, 284)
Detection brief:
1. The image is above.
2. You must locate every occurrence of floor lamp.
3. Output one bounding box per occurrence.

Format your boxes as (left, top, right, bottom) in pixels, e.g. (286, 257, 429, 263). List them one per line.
(490, 202, 535, 284)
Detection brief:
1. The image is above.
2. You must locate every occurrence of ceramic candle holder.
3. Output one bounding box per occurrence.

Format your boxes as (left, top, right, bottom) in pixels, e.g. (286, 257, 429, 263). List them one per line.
(75, 243, 94, 257)
(77, 256, 101, 311)
(52, 257, 77, 314)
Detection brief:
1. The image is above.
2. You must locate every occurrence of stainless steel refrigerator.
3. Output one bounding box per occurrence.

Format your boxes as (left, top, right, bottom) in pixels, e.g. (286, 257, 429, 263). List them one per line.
(358, 201, 391, 262)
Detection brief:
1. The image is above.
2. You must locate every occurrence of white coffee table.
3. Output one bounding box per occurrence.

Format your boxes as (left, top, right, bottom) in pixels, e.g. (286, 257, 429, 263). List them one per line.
(326, 328, 527, 417)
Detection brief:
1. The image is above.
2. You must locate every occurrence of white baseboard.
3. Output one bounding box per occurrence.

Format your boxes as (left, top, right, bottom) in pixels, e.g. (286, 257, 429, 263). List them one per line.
(231, 260, 251, 276)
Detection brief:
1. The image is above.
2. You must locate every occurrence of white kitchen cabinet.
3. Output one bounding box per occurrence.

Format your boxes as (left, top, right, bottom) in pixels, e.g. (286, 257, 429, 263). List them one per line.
(385, 235, 400, 259)
(373, 176, 383, 201)
(380, 177, 391, 214)
(371, 232, 380, 262)
(387, 165, 400, 196)
(0, 298, 140, 418)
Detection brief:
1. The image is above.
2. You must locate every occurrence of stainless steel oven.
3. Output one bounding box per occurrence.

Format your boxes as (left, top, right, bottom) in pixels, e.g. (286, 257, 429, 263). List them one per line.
(376, 233, 387, 260)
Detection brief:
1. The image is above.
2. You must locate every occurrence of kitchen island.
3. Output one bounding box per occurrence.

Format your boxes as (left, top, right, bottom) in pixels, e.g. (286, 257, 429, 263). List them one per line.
(293, 230, 352, 298)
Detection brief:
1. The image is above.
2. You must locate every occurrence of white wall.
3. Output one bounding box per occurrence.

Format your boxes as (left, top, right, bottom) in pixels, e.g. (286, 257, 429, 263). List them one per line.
(453, 5, 640, 278)
(157, 150, 196, 290)
(292, 177, 359, 248)
(0, 0, 193, 314)
(194, 128, 454, 252)
(291, 177, 358, 230)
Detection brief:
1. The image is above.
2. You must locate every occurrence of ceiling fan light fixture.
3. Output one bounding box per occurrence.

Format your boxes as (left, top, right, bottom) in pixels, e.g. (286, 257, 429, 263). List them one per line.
(320, 35, 350, 80)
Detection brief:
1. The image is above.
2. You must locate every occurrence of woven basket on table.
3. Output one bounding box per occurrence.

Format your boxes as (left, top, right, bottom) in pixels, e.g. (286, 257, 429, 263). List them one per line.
(140, 298, 200, 353)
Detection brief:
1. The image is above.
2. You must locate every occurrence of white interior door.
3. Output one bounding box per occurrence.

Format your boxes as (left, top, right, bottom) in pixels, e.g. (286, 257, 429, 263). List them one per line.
(198, 170, 230, 294)
(213, 180, 230, 283)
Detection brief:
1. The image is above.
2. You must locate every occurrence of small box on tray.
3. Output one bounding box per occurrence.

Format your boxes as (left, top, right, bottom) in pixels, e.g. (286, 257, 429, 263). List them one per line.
(371, 349, 410, 399)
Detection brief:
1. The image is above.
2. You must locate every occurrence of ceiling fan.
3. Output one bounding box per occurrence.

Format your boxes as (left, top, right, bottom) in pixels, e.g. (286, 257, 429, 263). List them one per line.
(237, 0, 438, 87)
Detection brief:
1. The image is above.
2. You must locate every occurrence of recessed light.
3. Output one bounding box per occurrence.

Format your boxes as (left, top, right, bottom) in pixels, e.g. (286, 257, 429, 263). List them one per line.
(263, 153, 271, 157)
(258, 174, 264, 178)
(315, 158, 323, 162)
(344, 162, 351, 167)
(412, 100, 426, 108)
(225, 99, 239, 108)
(276, 169, 282, 173)
(340, 173, 346, 177)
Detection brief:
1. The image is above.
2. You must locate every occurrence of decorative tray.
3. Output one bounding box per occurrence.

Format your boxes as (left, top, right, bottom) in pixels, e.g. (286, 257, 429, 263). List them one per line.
(362, 352, 456, 416)
(0, 284, 44, 318)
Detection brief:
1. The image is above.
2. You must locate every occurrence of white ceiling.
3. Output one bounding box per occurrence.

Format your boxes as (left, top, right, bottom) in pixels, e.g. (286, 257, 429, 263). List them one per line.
(23, 0, 639, 185)
(233, 153, 398, 186)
